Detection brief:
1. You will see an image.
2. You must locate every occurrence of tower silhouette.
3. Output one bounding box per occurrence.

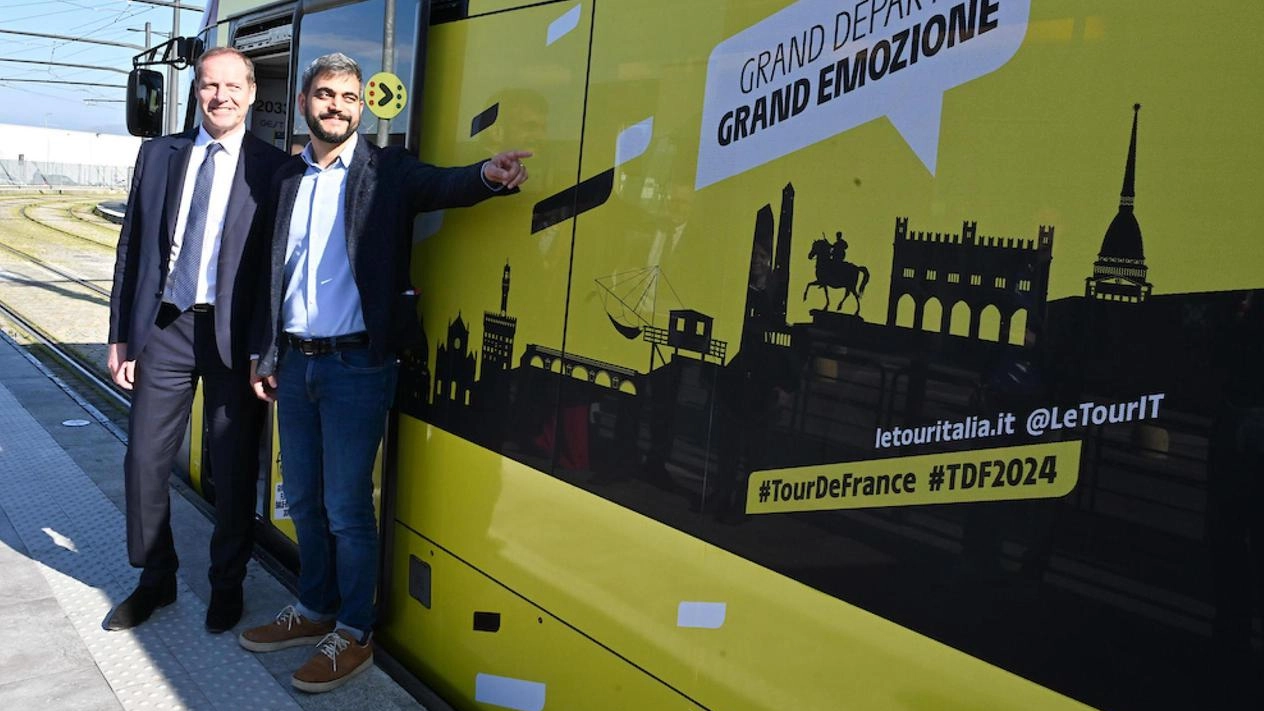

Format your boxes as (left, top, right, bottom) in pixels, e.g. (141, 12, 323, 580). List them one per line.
(743, 183, 793, 349)
(1085, 104, 1153, 303)
(482, 261, 518, 379)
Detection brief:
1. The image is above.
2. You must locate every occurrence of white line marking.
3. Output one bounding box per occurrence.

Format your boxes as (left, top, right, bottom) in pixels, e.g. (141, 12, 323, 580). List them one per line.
(475, 673, 546, 711)
(677, 601, 727, 629)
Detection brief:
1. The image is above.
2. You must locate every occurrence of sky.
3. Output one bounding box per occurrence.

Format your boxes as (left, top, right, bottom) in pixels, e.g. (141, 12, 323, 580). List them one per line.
(0, 0, 205, 136)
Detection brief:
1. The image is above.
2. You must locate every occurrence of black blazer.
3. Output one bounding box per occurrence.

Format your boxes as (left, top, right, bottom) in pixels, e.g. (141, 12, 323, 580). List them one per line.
(254, 138, 507, 377)
(109, 128, 288, 367)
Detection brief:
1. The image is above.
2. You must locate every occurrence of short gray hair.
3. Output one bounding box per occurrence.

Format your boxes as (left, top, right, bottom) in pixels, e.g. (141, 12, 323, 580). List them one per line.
(196, 47, 255, 85)
(300, 52, 361, 95)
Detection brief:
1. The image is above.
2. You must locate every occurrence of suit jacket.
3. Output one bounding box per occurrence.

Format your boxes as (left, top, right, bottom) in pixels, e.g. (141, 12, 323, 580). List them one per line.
(109, 128, 288, 368)
(254, 138, 508, 377)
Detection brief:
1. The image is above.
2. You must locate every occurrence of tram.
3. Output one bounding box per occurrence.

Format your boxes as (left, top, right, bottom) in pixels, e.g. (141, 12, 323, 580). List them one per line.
(125, 1, 1264, 709)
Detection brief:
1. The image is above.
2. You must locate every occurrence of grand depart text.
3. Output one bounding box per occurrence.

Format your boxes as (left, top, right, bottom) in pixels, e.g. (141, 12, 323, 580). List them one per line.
(818, 0, 999, 104)
(717, 0, 1002, 147)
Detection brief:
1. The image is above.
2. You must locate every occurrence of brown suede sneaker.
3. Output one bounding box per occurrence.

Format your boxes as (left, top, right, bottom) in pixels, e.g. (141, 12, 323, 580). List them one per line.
(238, 605, 336, 652)
(291, 630, 374, 693)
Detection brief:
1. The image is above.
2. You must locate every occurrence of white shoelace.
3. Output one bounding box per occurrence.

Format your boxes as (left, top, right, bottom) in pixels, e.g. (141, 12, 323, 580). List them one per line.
(315, 632, 351, 671)
(273, 605, 302, 630)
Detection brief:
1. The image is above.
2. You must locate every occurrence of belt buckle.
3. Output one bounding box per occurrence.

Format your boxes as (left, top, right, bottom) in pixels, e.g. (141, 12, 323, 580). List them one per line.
(190, 303, 213, 313)
(298, 340, 319, 356)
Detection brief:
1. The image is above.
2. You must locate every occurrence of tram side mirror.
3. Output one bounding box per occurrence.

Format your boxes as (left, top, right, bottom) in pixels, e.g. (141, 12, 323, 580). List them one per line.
(127, 68, 164, 138)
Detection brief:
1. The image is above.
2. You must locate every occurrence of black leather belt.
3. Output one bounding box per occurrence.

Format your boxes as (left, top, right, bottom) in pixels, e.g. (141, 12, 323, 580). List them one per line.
(160, 302, 213, 316)
(285, 332, 370, 356)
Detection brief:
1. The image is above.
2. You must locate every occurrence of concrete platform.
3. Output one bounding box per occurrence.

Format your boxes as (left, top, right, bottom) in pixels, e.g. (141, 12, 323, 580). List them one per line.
(0, 333, 431, 711)
(94, 201, 126, 224)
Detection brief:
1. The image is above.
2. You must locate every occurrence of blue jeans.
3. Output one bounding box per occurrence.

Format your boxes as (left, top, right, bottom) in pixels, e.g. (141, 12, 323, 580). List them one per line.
(276, 346, 397, 633)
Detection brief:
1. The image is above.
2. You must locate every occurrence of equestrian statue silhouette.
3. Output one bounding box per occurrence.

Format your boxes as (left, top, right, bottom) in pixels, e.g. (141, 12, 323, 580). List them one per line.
(804, 232, 869, 315)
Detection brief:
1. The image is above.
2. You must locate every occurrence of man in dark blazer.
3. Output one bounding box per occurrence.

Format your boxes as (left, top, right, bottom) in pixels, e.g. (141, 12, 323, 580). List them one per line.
(106, 47, 288, 633)
(236, 52, 528, 693)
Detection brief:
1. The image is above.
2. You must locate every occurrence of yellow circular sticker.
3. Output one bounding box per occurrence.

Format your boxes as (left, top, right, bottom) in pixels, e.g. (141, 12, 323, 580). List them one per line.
(366, 72, 407, 120)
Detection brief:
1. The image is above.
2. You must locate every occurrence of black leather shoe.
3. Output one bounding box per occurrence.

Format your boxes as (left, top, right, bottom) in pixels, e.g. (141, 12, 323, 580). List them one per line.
(205, 586, 244, 633)
(103, 577, 177, 631)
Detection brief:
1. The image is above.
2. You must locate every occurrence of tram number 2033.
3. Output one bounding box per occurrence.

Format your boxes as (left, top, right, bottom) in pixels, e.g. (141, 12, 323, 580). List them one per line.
(253, 100, 287, 116)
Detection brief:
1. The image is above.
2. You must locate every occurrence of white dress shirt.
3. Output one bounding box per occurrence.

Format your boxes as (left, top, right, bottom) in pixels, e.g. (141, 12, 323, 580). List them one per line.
(164, 124, 246, 306)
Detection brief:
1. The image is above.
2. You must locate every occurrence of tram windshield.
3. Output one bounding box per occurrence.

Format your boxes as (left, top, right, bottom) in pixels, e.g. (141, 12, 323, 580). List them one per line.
(293, 0, 425, 149)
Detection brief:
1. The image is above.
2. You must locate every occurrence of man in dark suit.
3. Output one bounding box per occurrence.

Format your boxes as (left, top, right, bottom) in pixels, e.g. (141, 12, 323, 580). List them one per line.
(106, 47, 288, 633)
(236, 52, 528, 693)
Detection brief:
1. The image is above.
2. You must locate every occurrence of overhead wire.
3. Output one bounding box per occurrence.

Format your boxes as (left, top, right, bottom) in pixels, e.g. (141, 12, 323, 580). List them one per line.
(0, 0, 200, 128)
(2, 5, 99, 24)
(2, 2, 173, 90)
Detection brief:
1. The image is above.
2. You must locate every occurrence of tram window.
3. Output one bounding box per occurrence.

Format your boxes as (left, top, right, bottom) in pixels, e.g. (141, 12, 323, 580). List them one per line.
(293, 0, 424, 149)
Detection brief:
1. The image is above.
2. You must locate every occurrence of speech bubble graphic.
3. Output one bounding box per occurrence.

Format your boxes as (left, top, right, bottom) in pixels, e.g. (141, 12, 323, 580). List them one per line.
(696, 0, 1030, 189)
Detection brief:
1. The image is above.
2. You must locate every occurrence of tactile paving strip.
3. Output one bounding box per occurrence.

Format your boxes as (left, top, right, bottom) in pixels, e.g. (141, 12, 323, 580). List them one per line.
(0, 381, 302, 711)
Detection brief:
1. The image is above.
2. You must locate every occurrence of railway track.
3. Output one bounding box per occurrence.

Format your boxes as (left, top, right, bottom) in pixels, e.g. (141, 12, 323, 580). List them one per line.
(0, 237, 111, 299)
(19, 200, 118, 251)
(71, 202, 120, 229)
(0, 194, 116, 299)
(0, 193, 125, 429)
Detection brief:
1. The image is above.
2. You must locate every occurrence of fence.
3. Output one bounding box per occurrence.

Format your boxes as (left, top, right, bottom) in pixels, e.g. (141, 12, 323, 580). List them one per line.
(0, 159, 132, 190)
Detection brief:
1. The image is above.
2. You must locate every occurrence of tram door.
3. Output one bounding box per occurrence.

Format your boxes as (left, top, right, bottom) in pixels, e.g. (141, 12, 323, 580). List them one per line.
(204, 4, 303, 542)
(182, 5, 296, 506)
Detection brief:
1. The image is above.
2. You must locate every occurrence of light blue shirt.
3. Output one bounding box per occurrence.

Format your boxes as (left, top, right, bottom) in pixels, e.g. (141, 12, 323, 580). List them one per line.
(282, 133, 365, 338)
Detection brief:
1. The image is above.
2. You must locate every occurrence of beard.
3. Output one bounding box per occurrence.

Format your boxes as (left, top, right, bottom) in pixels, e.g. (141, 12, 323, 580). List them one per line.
(305, 108, 359, 144)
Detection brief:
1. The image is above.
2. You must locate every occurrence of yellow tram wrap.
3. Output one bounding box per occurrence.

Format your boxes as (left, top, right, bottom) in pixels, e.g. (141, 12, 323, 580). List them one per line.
(169, 1, 1264, 709)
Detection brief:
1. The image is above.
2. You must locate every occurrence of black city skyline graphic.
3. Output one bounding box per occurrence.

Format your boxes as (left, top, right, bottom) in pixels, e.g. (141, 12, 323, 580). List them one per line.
(402, 105, 1167, 451)
(397, 104, 1264, 711)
